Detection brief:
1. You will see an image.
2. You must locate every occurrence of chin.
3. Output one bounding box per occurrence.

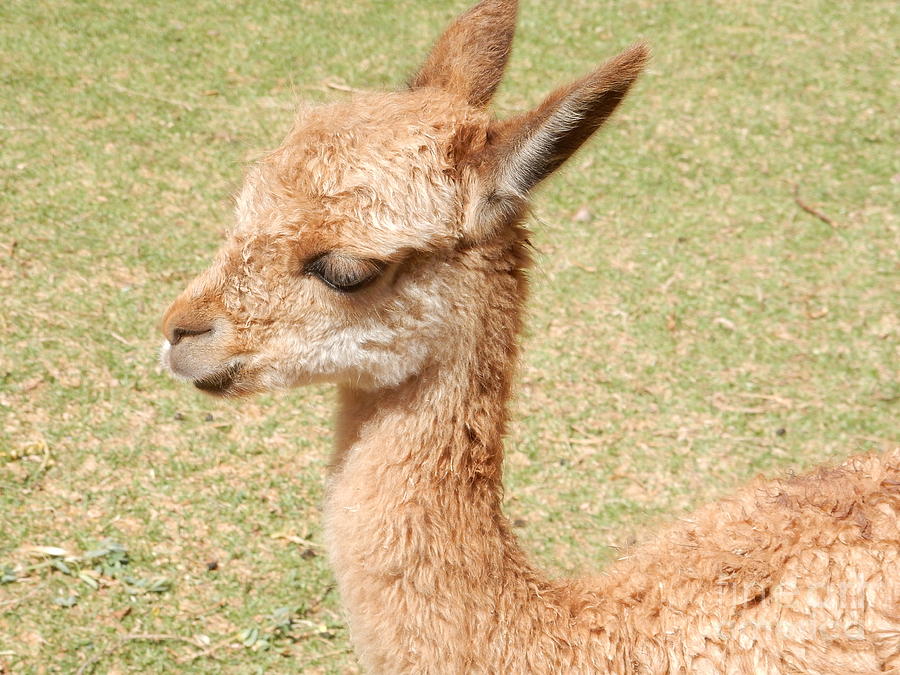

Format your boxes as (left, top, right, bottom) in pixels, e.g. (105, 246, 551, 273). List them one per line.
(160, 340, 254, 398)
(196, 362, 305, 398)
(192, 365, 243, 397)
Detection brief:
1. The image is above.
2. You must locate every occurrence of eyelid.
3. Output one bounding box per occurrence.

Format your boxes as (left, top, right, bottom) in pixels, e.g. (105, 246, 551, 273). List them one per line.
(304, 252, 385, 293)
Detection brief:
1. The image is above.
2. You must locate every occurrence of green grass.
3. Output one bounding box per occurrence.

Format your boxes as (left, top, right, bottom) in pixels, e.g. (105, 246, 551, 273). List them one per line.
(1, 0, 897, 672)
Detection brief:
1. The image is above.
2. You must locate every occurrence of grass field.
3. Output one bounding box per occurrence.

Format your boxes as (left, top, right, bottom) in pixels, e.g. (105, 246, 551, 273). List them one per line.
(1, 0, 897, 672)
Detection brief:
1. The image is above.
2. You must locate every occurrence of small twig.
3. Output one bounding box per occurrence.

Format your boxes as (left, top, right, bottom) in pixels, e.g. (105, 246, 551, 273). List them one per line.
(735, 392, 796, 408)
(109, 332, 135, 347)
(323, 79, 366, 94)
(75, 633, 202, 675)
(295, 646, 353, 670)
(856, 436, 899, 447)
(791, 183, 839, 228)
(309, 583, 335, 613)
(0, 124, 52, 132)
(721, 436, 773, 446)
(270, 533, 323, 549)
(175, 636, 235, 665)
(551, 436, 599, 446)
(0, 586, 42, 612)
(74, 640, 112, 675)
(182, 598, 228, 619)
(108, 82, 195, 111)
(711, 394, 769, 415)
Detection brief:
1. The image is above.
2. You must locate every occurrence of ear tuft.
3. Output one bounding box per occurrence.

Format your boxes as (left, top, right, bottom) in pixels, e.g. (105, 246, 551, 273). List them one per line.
(595, 42, 651, 94)
(410, 0, 518, 109)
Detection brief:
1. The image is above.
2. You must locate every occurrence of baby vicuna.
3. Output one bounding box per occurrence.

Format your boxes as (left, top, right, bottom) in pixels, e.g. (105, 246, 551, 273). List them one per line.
(161, 1, 900, 672)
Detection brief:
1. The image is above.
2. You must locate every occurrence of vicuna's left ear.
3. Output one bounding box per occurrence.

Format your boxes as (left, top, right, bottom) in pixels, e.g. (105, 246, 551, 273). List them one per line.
(466, 43, 649, 239)
(410, 0, 518, 109)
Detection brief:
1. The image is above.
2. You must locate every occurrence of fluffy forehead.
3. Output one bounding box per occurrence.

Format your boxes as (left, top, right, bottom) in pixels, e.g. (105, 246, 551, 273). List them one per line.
(234, 88, 487, 259)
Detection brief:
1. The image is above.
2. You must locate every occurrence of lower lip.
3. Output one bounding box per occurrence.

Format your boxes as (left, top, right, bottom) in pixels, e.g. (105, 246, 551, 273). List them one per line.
(193, 365, 240, 395)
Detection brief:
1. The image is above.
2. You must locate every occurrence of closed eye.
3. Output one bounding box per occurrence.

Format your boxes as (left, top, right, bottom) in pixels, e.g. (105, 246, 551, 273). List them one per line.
(304, 253, 385, 293)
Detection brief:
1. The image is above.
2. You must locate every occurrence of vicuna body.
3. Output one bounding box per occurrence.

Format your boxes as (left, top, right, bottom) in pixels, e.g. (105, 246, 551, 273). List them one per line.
(161, 1, 900, 672)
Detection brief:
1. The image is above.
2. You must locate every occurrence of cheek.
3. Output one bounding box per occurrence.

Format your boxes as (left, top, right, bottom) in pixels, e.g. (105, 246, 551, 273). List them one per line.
(247, 273, 457, 389)
(280, 320, 422, 388)
(354, 282, 455, 386)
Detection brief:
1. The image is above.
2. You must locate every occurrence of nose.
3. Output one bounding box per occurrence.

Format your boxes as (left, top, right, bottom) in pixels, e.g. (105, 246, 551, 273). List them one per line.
(161, 299, 216, 345)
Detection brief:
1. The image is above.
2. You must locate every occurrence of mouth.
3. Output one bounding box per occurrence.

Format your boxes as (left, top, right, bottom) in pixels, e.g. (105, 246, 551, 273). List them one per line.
(193, 364, 242, 396)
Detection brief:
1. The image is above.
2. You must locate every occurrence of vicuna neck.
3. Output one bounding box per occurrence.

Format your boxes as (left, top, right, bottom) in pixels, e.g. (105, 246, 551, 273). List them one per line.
(324, 242, 542, 671)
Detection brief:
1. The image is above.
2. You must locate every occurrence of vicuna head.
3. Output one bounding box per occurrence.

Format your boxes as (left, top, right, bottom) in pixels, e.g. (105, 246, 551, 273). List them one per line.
(160, 0, 647, 396)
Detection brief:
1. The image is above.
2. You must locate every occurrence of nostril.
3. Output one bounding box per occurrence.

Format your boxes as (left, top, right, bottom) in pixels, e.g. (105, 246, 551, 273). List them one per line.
(170, 326, 213, 346)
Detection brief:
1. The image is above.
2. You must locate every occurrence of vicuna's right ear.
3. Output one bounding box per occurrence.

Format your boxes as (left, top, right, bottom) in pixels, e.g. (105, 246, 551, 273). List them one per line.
(465, 43, 650, 240)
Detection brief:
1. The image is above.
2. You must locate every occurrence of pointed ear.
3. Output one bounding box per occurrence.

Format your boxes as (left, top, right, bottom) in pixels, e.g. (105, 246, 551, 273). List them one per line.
(463, 43, 649, 240)
(491, 43, 649, 197)
(410, 0, 518, 109)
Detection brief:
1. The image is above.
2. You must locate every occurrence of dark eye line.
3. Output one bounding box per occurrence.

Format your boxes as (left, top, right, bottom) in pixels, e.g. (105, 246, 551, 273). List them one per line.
(304, 252, 385, 294)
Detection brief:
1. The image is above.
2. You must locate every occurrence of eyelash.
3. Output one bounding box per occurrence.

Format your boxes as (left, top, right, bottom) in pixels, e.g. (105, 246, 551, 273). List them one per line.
(304, 254, 385, 293)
